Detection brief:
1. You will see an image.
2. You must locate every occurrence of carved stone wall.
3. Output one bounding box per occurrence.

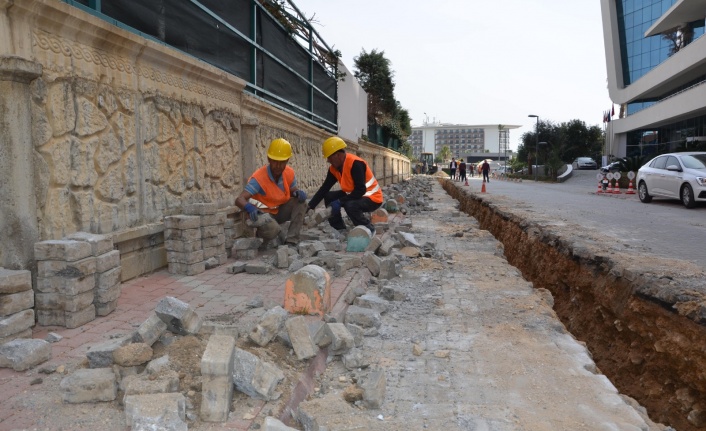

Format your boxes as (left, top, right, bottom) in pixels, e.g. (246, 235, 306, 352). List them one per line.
(0, 0, 410, 278)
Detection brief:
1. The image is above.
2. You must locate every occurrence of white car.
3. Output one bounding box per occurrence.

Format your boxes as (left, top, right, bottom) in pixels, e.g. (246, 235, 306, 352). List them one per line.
(573, 157, 597, 170)
(636, 152, 706, 208)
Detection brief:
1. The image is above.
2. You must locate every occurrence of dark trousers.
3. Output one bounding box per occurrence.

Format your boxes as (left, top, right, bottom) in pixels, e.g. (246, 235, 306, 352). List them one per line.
(324, 192, 381, 230)
(460, 170, 467, 181)
(483, 171, 490, 182)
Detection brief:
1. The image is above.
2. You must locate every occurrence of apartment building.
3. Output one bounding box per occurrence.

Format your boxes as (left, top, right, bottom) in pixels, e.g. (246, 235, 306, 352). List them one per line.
(408, 122, 519, 161)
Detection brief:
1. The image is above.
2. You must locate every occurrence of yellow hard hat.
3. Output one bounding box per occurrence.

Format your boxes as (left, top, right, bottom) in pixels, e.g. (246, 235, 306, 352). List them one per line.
(322, 136, 347, 158)
(267, 138, 292, 161)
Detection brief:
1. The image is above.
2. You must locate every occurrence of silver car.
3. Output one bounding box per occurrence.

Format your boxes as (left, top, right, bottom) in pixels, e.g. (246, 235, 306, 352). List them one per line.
(636, 152, 706, 208)
(573, 157, 597, 170)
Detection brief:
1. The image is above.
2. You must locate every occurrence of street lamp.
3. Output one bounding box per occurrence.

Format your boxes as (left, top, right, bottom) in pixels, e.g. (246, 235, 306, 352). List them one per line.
(538, 141, 548, 178)
(498, 124, 505, 173)
(528, 114, 539, 181)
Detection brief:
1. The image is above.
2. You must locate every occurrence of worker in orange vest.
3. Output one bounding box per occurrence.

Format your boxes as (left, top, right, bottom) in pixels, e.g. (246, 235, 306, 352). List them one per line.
(307, 136, 383, 235)
(235, 138, 307, 244)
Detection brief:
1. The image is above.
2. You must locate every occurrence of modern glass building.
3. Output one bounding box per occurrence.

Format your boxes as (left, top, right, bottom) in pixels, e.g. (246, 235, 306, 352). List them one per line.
(601, 0, 706, 159)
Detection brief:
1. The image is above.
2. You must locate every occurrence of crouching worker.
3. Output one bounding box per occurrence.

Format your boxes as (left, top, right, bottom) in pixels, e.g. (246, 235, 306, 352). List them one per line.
(307, 136, 383, 235)
(235, 138, 307, 245)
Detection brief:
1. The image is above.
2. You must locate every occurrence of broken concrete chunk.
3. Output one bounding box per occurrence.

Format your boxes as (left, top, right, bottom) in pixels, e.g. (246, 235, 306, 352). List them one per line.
(60, 368, 117, 403)
(378, 256, 401, 280)
(379, 284, 407, 301)
(122, 370, 180, 403)
(343, 348, 369, 370)
(354, 294, 389, 314)
(154, 296, 203, 335)
(232, 238, 264, 251)
(124, 393, 187, 431)
(396, 231, 420, 247)
(360, 369, 386, 409)
(226, 261, 247, 274)
(0, 339, 51, 371)
(245, 262, 272, 274)
(362, 251, 381, 277)
(250, 306, 289, 347)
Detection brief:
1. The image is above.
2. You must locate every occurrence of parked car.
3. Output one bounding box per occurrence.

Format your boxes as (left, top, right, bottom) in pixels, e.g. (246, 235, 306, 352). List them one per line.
(573, 157, 597, 170)
(600, 161, 622, 173)
(636, 152, 706, 208)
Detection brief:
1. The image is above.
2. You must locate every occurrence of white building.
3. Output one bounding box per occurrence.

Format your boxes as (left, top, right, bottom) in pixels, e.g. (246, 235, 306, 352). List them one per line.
(408, 122, 520, 162)
(601, 0, 706, 159)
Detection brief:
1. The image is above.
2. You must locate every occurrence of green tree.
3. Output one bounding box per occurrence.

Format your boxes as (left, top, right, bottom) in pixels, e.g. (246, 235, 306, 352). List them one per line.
(353, 50, 410, 145)
(438, 146, 451, 163)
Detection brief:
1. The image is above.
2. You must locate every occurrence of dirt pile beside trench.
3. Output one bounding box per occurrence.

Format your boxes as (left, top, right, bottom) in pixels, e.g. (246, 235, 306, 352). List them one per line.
(445, 179, 706, 431)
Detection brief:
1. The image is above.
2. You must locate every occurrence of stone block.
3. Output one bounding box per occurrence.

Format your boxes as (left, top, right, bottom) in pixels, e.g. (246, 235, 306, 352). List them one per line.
(65, 232, 113, 256)
(276, 246, 290, 269)
(35, 290, 94, 313)
(0, 339, 51, 371)
(344, 305, 381, 329)
(95, 250, 120, 273)
(201, 335, 235, 422)
(396, 231, 421, 247)
(166, 250, 204, 265)
(342, 348, 369, 370)
(122, 370, 180, 402)
(164, 215, 201, 230)
(60, 368, 117, 403)
(133, 313, 168, 346)
(232, 347, 284, 400)
(362, 251, 381, 277)
(167, 261, 206, 276)
(201, 225, 222, 238)
(298, 241, 326, 258)
(0, 289, 34, 316)
(34, 240, 92, 262)
(361, 369, 386, 409)
(365, 236, 383, 254)
(379, 256, 401, 280)
(37, 256, 96, 279)
(354, 294, 389, 314)
(1, 310, 34, 335)
(95, 299, 118, 316)
(164, 227, 201, 242)
(245, 262, 271, 274)
(334, 255, 362, 277)
(124, 393, 187, 431)
(155, 296, 203, 335)
(226, 261, 247, 274)
(95, 282, 121, 304)
(86, 335, 131, 368)
(96, 266, 122, 290)
(370, 207, 389, 223)
(64, 304, 96, 328)
(312, 322, 332, 347)
(284, 265, 331, 318)
(0, 268, 32, 294)
(202, 234, 225, 248)
(36, 274, 95, 295)
(264, 416, 300, 431)
(200, 212, 226, 226)
(285, 316, 317, 361)
(184, 202, 218, 215)
(250, 306, 289, 347)
(0, 328, 32, 346)
(234, 249, 258, 260)
(327, 323, 355, 354)
(164, 239, 202, 253)
(232, 237, 263, 250)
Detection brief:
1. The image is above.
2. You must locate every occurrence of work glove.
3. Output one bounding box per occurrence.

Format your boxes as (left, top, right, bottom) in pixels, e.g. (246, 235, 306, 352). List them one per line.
(294, 190, 307, 203)
(243, 203, 261, 222)
(329, 199, 341, 216)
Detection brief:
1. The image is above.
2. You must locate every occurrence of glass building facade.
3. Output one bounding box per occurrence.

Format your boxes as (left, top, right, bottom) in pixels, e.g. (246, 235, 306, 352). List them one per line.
(614, 0, 706, 157)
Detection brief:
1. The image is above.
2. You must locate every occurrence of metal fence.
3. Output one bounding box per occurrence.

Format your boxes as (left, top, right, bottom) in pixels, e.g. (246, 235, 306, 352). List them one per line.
(62, 0, 338, 132)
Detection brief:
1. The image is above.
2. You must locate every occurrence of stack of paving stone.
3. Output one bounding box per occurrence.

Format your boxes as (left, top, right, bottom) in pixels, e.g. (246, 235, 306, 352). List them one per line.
(34, 240, 97, 328)
(186, 203, 227, 267)
(164, 215, 205, 276)
(224, 217, 236, 257)
(0, 268, 35, 344)
(65, 232, 121, 316)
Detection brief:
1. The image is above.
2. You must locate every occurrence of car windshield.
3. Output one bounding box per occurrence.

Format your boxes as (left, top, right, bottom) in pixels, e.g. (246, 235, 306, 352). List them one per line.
(680, 154, 706, 170)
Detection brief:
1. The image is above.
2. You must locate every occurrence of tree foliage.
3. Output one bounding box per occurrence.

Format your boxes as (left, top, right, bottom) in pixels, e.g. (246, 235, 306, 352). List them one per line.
(353, 49, 411, 147)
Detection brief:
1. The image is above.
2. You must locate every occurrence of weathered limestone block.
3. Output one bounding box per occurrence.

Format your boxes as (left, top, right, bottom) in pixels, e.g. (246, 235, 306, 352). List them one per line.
(201, 334, 235, 422)
(34, 240, 92, 262)
(0, 290, 34, 316)
(284, 316, 317, 361)
(122, 370, 180, 402)
(0, 339, 51, 371)
(362, 251, 381, 277)
(0, 309, 35, 339)
(327, 323, 355, 355)
(133, 313, 168, 346)
(167, 261, 206, 276)
(378, 256, 401, 280)
(354, 294, 389, 314)
(86, 335, 132, 368)
(47, 81, 76, 137)
(361, 369, 386, 409)
(164, 215, 201, 230)
(155, 296, 203, 335)
(37, 256, 96, 279)
(60, 368, 117, 403)
(344, 305, 382, 329)
(284, 265, 331, 318)
(124, 393, 187, 431)
(0, 269, 32, 294)
(35, 290, 94, 312)
(64, 232, 113, 256)
(334, 255, 362, 277)
(250, 306, 289, 347)
(95, 250, 120, 273)
(36, 274, 94, 295)
(232, 348, 284, 400)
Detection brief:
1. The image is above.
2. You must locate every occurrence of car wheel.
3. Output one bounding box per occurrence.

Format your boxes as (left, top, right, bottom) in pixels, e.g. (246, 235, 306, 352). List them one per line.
(681, 184, 696, 208)
(638, 181, 652, 203)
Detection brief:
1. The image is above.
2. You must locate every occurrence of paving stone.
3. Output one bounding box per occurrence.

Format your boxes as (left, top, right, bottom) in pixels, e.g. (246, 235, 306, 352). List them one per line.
(285, 316, 318, 361)
(232, 347, 284, 400)
(86, 335, 132, 368)
(0, 289, 34, 316)
(95, 250, 120, 273)
(37, 256, 96, 279)
(122, 370, 180, 403)
(334, 255, 362, 277)
(124, 393, 187, 431)
(344, 305, 382, 329)
(250, 306, 289, 347)
(60, 368, 117, 403)
(0, 338, 52, 371)
(0, 268, 32, 294)
(65, 232, 114, 256)
(0, 309, 35, 338)
(360, 369, 386, 409)
(34, 240, 92, 262)
(354, 294, 389, 314)
(155, 296, 203, 335)
(201, 334, 235, 422)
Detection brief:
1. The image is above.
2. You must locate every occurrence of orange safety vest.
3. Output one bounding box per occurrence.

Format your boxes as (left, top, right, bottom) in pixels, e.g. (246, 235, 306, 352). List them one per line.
(248, 165, 295, 214)
(329, 154, 383, 204)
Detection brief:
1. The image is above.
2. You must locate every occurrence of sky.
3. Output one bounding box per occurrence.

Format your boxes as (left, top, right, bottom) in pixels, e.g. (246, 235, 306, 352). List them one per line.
(292, 0, 611, 151)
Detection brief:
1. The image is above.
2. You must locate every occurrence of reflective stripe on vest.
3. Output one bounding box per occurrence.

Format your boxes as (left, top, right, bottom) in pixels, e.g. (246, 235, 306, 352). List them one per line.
(248, 165, 295, 214)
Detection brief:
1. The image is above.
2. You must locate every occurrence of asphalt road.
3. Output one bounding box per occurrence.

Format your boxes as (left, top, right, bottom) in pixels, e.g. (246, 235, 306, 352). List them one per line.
(462, 168, 706, 267)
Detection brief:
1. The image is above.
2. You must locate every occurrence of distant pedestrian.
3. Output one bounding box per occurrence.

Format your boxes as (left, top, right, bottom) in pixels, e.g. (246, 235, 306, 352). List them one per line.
(459, 160, 467, 182)
(449, 158, 457, 181)
(469, 163, 475, 177)
(481, 160, 490, 183)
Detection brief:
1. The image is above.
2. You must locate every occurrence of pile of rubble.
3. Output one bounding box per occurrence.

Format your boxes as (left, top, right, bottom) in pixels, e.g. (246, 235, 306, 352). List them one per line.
(0, 176, 441, 430)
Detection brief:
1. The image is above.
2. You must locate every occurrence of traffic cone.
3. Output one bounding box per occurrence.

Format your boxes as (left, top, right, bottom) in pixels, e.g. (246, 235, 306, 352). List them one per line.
(464, 178, 469, 186)
(613, 180, 621, 194)
(481, 181, 486, 193)
(596, 181, 603, 194)
(607, 181, 613, 193)
(626, 180, 635, 194)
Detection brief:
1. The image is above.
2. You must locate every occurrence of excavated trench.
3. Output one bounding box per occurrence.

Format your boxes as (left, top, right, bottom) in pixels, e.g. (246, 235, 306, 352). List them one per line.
(443, 180, 706, 431)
